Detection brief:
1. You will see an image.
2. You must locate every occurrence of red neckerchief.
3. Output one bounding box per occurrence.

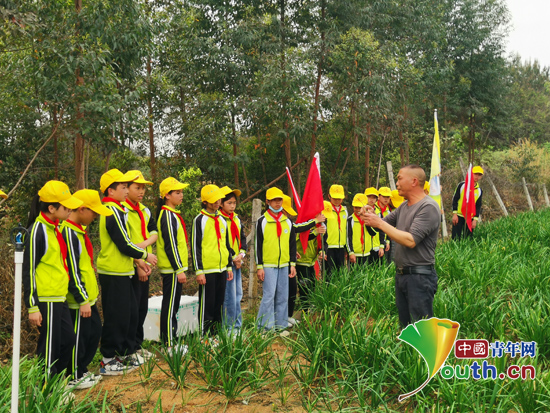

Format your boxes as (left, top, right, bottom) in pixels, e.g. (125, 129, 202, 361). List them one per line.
(126, 199, 148, 240)
(66, 219, 94, 269)
(220, 210, 240, 249)
(41, 212, 69, 278)
(354, 213, 366, 246)
(162, 206, 188, 242)
(377, 201, 388, 215)
(201, 210, 221, 250)
(267, 209, 283, 238)
(332, 204, 342, 227)
(102, 197, 124, 209)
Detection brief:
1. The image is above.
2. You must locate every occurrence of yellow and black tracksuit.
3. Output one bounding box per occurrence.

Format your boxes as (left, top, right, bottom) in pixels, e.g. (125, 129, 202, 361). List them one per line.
(289, 219, 317, 317)
(452, 181, 483, 239)
(367, 204, 387, 265)
(62, 220, 102, 380)
(98, 199, 147, 359)
(157, 206, 188, 345)
(192, 209, 234, 336)
(296, 228, 321, 310)
(346, 213, 377, 266)
(323, 205, 348, 276)
(124, 200, 158, 350)
(23, 212, 76, 376)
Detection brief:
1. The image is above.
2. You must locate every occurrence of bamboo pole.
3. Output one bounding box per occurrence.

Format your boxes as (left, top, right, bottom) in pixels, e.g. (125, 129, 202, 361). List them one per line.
(486, 175, 508, 216)
(543, 184, 550, 208)
(522, 178, 534, 211)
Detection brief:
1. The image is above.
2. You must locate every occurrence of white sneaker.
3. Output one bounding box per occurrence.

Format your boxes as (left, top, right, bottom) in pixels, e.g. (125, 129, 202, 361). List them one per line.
(279, 330, 290, 338)
(100, 358, 133, 375)
(83, 371, 102, 383)
(124, 353, 145, 367)
(168, 344, 188, 356)
(288, 317, 299, 326)
(60, 391, 75, 405)
(67, 373, 96, 390)
(287, 322, 293, 328)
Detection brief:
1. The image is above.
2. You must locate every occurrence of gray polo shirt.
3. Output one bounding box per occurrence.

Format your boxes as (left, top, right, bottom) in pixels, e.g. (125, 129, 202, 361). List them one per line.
(383, 195, 440, 268)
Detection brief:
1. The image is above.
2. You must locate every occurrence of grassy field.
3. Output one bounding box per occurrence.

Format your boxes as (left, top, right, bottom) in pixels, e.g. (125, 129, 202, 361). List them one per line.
(2, 209, 550, 412)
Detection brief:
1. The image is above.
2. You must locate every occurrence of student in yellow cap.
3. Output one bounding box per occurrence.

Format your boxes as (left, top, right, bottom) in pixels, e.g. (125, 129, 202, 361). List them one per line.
(23, 180, 83, 379)
(389, 189, 404, 211)
(452, 166, 484, 239)
(62, 189, 112, 389)
(364, 187, 385, 265)
(123, 171, 158, 359)
(255, 187, 296, 332)
(0, 189, 8, 199)
(424, 181, 430, 195)
(324, 184, 348, 277)
(192, 184, 234, 337)
(347, 194, 377, 266)
(219, 187, 246, 334)
(282, 195, 325, 326)
(97, 169, 157, 374)
(156, 177, 190, 353)
(377, 187, 393, 263)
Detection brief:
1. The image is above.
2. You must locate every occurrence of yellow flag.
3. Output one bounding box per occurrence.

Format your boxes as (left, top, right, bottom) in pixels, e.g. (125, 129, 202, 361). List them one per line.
(429, 110, 442, 208)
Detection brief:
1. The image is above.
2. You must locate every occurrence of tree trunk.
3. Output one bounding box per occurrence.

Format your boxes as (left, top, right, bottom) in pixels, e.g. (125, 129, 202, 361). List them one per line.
(310, 0, 326, 159)
(74, 0, 85, 189)
(231, 110, 239, 188)
(376, 126, 387, 188)
(364, 123, 371, 188)
(147, 58, 156, 181)
(52, 107, 59, 180)
(280, 0, 291, 172)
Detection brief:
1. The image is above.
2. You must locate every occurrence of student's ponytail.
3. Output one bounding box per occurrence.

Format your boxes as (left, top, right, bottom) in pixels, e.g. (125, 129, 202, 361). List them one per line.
(155, 197, 166, 221)
(27, 195, 61, 228)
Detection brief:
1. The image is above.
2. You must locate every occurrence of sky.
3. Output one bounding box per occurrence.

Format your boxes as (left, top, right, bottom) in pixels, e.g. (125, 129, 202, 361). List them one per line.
(505, 0, 550, 68)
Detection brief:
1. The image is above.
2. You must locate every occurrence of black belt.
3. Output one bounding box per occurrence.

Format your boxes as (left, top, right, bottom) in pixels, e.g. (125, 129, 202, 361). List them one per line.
(396, 265, 434, 275)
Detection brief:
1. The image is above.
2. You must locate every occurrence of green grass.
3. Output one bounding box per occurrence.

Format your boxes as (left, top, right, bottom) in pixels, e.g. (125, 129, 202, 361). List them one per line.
(3, 209, 550, 410)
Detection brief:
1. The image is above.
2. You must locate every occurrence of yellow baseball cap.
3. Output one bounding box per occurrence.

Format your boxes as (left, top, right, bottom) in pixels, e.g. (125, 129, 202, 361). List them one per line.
(323, 200, 333, 215)
(38, 181, 83, 209)
(378, 187, 391, 197)
(127, 170, 153, 185)
(424, 181, 430, 192)
(329, 184, 345, 199)
(0, 189, 7, 199)
(352, 193, 368, 207)
(160, 177, 189, 198)
(100, 169, 140, 193)
(282, 195, 297, 216)
(364, 187, 379, 197)
(201, 184, 225, 203)
(472, 166, 484, 175)
(266, 187, 284, 200)
(73, 189, 113, 216)
(220, 186, 242, 197)
(391, 190, 404, 208)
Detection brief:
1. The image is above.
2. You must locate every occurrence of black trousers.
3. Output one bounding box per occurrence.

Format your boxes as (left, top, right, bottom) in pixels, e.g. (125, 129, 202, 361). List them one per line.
(99, 274, 138, 358)
(131, 270, 149, 350)
(288, 275, 297, 318)
(326, 247, 347, 279)
(353, 256, 369, 266)
(198, 272, 227, 336)
(395, 270, 438, 328)
(452, 215, 474, 240)
(36, 301, 75, 377)
(70, 304, 102, 379)
(296, 265, 316, 310)
(160, 273, 183, 346)
(368, 251, 383, 266)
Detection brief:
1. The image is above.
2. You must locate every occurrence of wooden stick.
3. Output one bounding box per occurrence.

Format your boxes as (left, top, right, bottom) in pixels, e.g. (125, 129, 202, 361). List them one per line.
(486, 175, 508, 216)
(241, 157, 307, 204)
(386, 161, 396, 191)
(522, 177, 534, 211)
(543, 184, 550, 208)
(248, 199, 263, 309)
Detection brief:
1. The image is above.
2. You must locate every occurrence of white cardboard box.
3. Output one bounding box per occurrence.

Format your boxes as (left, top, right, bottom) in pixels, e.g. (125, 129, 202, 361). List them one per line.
(143, 295, 199, 341)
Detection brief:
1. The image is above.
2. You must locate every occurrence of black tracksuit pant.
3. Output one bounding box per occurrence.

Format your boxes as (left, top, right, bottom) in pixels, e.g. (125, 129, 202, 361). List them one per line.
(296, 265, 316, 310)
(198, 272, 227, 336)
(36, 301, 76, 377)
(131, 270, 149, 350)
(326, 247, 347, 279)
(99, 274, 138, 358)
(452, 215, 474, 240)
(70, 304, 102, 379)
(160, 273, 183, 346)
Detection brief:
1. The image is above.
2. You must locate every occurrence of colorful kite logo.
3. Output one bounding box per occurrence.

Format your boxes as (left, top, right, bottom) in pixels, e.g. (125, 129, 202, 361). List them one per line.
(398, 317, 460, 402)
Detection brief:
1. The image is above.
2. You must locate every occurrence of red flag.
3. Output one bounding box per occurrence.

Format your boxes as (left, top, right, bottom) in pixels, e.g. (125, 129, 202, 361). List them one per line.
(286, 167, 302, 211)
(461, 164, 476, 232)
(297, 153, 324, 254)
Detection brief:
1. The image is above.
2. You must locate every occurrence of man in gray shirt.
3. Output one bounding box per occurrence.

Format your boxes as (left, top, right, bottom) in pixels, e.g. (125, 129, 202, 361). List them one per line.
(363, 165, 440, 327)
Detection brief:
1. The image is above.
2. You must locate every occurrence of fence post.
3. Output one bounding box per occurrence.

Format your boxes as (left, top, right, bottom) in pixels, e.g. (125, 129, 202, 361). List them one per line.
(386, 161, 396, 191)
(458, 158, 466, 176)
(543, 184, 550, 208)
(522, 177, 534, 212)
(248, 198, 262, 309)
(485, 175, 508, 217)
